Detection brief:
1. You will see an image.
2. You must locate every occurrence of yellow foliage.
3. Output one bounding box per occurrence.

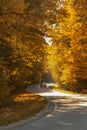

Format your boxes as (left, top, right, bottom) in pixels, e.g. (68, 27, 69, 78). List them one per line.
(46, 0, 87, 92)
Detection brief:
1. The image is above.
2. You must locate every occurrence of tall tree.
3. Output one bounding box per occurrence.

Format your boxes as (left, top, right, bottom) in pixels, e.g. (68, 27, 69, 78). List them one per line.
(47, 0, 87, 92)
(0, 0, 47, 92)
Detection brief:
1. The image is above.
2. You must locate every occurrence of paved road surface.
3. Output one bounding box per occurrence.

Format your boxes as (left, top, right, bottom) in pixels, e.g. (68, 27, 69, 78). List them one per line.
(0, 84, 87, 130)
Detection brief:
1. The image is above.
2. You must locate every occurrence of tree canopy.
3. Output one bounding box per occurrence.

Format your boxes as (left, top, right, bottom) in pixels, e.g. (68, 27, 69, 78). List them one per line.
(47, 0, 87, 92)
(0, 0, 87, 106)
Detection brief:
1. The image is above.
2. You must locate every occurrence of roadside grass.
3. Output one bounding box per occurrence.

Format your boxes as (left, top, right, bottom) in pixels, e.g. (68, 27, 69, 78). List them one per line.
(50, 84, 87, 94)
(0, 92, 47, 126)
(49, 85, 77, 94)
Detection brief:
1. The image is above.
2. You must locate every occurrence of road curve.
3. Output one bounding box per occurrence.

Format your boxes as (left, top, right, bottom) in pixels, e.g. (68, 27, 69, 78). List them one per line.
(0, 84, 87, 130)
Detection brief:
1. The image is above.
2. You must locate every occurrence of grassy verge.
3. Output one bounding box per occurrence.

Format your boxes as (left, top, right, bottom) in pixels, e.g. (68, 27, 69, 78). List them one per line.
(50, 85, 87, 94)
(0, 92, 47, 126)
(49, 85, 77, 94)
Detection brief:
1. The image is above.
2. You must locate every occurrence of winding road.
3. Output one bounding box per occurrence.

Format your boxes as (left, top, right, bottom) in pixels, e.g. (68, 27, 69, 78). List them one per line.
(0, 84, 87, 130)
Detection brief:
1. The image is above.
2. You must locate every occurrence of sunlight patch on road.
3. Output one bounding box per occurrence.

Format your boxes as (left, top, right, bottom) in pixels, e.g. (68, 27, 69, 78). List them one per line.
(46, 114, 53, 117)
(78, 102, 87, 106)
(37, 90, 87, 102)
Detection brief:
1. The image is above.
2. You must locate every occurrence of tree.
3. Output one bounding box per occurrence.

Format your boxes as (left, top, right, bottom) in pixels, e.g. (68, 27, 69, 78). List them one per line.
(0, 0, 47, 93)
(47, 0, 87, 92)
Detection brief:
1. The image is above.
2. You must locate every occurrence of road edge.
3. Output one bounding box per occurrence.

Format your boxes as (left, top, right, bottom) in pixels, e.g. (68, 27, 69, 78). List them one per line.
(0, 99, 55, 130)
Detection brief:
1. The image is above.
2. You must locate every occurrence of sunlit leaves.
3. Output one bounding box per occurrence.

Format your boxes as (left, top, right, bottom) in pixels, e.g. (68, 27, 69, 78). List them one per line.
(47, 0, 87, 92)
(0, 0, 47, 102)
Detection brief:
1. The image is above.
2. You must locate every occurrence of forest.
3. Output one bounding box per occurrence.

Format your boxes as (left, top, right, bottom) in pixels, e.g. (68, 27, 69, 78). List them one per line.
(0, 0, 87, 106)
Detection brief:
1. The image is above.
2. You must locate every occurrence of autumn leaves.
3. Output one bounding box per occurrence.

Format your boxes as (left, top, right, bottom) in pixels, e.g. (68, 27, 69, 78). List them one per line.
(46, 0, 87, 92)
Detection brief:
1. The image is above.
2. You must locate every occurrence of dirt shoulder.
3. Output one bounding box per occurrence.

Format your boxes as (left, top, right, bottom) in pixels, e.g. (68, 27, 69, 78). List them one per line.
(0, 91, 47, 126)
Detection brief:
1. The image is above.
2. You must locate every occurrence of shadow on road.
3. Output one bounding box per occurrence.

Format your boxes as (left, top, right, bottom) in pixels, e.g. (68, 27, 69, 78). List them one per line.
(1, 84, 86, 130)
(25, 84, 87, 130)
(28, 96, 87, 130)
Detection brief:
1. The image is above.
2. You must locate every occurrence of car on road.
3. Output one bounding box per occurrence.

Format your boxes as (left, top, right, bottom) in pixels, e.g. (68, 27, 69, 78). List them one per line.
(40, 81, 46, 88)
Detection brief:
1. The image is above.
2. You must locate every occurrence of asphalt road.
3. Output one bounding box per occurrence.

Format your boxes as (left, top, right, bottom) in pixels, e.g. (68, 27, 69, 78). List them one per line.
(0, 84, 87, 130)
